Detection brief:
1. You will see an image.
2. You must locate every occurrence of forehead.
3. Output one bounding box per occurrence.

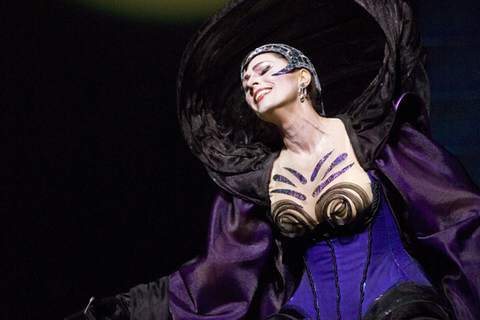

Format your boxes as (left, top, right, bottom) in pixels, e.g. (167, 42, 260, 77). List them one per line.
(244, 52, 287, 72)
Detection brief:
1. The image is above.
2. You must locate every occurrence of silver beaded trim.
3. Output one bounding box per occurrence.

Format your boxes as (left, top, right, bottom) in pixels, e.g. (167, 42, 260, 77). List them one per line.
(240, 43, 323, 111)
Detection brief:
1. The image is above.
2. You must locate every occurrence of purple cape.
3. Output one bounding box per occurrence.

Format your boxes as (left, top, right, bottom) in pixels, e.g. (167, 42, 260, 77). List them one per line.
(129, 0, 480, 318)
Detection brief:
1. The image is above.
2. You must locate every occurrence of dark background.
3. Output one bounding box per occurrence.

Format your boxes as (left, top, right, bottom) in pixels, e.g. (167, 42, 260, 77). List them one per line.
(2, 0, 479, 319)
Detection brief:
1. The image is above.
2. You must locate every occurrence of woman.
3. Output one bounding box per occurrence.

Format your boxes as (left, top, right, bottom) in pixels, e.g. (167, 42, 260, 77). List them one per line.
(241, 45, 445, 319)
(66, 0, 480, 319)
(68, 42, 478, 320)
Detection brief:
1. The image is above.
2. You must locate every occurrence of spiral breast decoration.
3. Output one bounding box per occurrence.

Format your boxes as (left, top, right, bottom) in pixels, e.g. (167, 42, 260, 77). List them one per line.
(271, 200, 317, 238)
(270, 149, 378, 238)
(315, 183, 371, 228)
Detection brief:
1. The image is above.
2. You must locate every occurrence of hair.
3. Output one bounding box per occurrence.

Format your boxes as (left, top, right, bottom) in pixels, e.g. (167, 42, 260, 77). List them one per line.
(307, 79, 320, 110)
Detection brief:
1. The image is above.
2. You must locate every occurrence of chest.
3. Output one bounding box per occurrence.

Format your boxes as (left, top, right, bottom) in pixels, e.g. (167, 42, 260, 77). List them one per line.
(269, 119, 373, 238)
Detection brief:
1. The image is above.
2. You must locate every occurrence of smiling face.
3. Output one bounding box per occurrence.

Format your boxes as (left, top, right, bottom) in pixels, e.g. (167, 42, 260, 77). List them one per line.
(242, 53, 302, 123)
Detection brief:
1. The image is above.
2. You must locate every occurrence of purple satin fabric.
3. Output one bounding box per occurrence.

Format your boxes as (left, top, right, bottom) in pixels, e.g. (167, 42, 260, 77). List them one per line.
(168, 192, 293, 319)
(374, 124, 480, 319)
(165, 124, 480, 320)
(283, 189, 431, 319)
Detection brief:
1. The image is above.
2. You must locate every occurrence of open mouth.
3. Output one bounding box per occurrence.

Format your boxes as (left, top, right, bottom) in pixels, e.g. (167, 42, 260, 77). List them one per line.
(255, 88, 272, 104)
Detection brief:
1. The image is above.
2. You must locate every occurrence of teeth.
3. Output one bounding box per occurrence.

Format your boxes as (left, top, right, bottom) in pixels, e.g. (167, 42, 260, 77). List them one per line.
(255, 89, 271, 103)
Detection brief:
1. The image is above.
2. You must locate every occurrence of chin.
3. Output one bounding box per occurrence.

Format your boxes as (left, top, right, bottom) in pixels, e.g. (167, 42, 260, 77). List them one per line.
(256, 110, 277, 125)
(256, 101, 276, 115)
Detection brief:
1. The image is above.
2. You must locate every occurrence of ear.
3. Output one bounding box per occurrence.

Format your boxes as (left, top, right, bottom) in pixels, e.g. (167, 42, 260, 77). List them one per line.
(298, 69, 312, 87)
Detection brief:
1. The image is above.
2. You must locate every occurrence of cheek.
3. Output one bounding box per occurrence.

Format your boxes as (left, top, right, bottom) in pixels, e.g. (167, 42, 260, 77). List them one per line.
(245, 94, 251, 104)
(245, 95, 256, 110)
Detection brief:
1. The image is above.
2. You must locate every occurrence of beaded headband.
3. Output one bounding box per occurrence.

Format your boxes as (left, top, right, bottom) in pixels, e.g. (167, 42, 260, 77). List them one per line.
(240, 44, 324, 114)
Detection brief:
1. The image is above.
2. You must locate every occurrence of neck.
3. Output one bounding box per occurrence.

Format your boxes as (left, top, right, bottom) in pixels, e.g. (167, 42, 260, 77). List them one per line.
(273, 102, 327, 155)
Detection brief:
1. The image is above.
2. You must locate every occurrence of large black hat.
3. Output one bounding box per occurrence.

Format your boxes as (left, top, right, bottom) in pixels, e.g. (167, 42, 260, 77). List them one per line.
(177, 0, 429, 204)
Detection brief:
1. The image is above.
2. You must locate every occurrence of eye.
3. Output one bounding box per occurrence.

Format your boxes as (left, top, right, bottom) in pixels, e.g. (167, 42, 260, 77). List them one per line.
(260, 65, 272, 75)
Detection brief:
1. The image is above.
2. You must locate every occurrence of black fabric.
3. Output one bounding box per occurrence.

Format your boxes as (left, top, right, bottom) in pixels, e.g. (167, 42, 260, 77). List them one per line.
(130, 276, 172, 320)
(64, 309, 92, 320)
(362, 282, 453, 320)
(263, 284, 453, 320)
(264, 308, 308, 320)
(177, 0, 429, 206)
(63, 294, 130, 320)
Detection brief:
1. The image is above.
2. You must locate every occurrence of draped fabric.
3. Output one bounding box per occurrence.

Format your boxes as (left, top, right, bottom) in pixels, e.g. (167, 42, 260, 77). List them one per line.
(177, 0, 429, 207)
(163, 105, 480, 320)
(129, 0, 480, 319)
(373, 124, 480, 320)
(130, 277, 172, 320)
(167, 192, 299, 319)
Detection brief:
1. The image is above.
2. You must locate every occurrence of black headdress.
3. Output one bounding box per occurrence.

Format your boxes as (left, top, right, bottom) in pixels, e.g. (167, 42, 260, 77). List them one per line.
(177, 0, 429, 205)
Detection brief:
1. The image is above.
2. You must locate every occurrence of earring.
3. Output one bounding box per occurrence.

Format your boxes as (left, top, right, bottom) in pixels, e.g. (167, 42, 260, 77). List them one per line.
(298, 83, 307, 102)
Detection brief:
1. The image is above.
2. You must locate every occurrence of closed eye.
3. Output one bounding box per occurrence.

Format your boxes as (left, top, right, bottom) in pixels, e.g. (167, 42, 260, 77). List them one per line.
(260, 65, 272, 75)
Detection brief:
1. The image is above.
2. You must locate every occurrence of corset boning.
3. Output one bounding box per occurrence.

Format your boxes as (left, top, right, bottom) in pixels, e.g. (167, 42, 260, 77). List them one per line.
(281, 187, 432, 319)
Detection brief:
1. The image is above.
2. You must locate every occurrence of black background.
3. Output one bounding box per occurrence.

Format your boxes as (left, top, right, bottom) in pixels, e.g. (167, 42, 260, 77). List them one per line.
(2, 0, 479, 319)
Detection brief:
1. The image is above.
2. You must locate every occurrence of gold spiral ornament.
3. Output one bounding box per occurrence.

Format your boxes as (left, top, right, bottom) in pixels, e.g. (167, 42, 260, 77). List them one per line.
(271, 200, 317, 238)
(315, 183, 371, 229)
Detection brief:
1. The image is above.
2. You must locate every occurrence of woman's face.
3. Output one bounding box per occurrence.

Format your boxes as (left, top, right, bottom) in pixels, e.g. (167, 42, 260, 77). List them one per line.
(242, 53, 300, 122)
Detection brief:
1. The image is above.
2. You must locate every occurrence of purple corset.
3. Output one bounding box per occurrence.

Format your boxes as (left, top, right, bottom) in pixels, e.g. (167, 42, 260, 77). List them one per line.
(282, 189, 431, 319)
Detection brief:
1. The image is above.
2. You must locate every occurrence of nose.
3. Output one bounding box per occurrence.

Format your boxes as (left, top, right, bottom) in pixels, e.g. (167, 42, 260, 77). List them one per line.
(247, 74, 257, 85)
(245, 76, 259, 95)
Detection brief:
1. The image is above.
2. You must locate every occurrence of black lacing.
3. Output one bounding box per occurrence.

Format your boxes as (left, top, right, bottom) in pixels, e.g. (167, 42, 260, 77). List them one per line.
(304, 182, 380, 320)
(305, 220, 375, 320)
(327, 239, 342, 320)
(303, 255, 321, 320)
(358, 224, 373, 319)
